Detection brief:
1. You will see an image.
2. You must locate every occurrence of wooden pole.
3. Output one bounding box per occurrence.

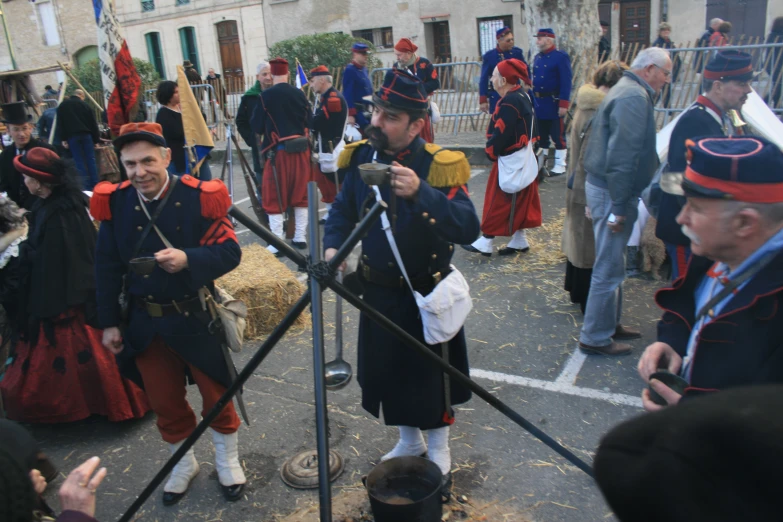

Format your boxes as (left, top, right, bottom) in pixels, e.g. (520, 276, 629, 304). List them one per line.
(57, 61, 103, 112)
(49, 75, 69, 144)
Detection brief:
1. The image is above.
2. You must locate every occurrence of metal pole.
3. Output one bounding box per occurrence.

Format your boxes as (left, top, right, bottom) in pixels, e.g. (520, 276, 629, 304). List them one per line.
(307, 182, 333, 521)
(225, 122, 235, 200)
(118, 202, 386, 522)
(225, 121, 235, 224)
(328, 279, 594, 478)
(230, 206, 594, 477)
(118, 292, 312, 522)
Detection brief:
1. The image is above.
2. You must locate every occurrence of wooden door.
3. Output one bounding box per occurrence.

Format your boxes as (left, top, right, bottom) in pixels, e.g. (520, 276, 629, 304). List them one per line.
(706, 0, 768, 40)
(620, 1, 650, 47)
(433, 22, 452, 62)
(217, 21, 243, 84)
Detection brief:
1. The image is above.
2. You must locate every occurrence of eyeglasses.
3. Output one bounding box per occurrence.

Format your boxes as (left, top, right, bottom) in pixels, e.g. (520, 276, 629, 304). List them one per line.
(653, 64, 672, 77)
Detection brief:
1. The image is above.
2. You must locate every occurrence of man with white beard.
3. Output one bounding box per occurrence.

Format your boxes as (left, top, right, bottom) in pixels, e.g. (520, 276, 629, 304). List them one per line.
(638, 136, 783, 412)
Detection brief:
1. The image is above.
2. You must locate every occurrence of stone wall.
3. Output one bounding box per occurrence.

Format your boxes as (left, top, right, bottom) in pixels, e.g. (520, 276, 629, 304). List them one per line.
(0, 0, 97, 95)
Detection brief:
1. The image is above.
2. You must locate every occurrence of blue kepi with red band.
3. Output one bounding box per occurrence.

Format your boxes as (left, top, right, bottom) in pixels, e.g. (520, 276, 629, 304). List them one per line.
(536, 28, 556, 38)
(496, 26, 512, 39)
(661, 136, 783, 204)
(351, 42, 369, 54)
(363, 69, 428, 114)
(704, 50, 755, 82)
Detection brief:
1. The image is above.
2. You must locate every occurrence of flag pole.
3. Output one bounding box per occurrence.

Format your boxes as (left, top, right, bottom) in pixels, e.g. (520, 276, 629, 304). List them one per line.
(57, 61, 104, 112)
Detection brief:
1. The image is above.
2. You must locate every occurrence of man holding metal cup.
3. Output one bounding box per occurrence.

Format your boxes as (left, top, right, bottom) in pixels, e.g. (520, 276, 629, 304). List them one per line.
(323, 69, 480, 490)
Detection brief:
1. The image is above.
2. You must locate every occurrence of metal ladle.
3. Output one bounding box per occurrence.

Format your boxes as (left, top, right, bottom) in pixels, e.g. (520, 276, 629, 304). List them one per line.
(325, 272, 352, 390)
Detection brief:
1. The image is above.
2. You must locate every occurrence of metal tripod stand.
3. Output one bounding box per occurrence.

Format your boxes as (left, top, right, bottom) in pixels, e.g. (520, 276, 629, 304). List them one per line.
(118, 182, 593, 522)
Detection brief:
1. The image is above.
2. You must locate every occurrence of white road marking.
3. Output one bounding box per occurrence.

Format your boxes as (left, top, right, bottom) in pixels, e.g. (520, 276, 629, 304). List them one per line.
(470, 168, 487, 179)
(555, 349, 588, 385)
(233, 196, 250, 205)
(470, 368, 643, 408)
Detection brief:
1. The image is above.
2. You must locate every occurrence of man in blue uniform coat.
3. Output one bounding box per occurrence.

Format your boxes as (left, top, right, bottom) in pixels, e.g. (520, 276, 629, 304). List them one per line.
(480, 27, 527, 115)
(532, 28, 572, 175)
(656, 51, 752, 279)
(93, 122, 246, 505)
(639, 136, 783, 411)
(342, 42, 374, 135)
(324, 70, 480, 489)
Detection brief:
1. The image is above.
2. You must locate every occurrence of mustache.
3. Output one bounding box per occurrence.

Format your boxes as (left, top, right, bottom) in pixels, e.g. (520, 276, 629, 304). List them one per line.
(681, 225, 702, 246)
(366, 125, 389, 151)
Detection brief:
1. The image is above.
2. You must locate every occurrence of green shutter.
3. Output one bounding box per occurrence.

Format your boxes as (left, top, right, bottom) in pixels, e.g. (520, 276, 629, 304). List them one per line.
(179, 28, 188, 63)
(179, 27, 200, 75)
(145, 33, 166, 80)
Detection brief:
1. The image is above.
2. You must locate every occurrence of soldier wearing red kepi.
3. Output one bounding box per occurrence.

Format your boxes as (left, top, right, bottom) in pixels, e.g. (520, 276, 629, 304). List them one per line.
(462, 59, 542, 257)
(309, 65, 348, 224)
(92, 122, 246, 505)
(251, 58, 313, 255)
(393, 37, 440, 143)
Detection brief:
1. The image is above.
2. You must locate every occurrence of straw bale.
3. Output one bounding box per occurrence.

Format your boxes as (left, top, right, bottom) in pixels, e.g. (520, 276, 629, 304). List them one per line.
(218, 243, 309, 339)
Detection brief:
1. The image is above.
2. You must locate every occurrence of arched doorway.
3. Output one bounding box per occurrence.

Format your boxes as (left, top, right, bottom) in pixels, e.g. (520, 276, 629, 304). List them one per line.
(74, 45, 99, 68)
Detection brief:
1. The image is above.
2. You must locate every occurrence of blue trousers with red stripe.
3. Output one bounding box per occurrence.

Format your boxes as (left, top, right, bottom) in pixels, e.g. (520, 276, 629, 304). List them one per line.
(537, 117, 567, 150)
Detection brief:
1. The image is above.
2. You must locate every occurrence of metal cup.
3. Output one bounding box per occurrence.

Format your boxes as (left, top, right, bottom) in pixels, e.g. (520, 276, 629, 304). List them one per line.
(359, 163, 391, 186)
(129, 256, 157, 276)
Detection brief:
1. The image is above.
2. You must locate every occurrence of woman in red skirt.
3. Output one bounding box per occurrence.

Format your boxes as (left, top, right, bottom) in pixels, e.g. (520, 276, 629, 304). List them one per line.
(0, 148, 149, 423)
(462, 59, 542, 256)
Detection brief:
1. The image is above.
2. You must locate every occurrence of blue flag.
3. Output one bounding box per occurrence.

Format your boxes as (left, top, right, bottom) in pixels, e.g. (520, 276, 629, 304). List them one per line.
(295, 60, 308, 90)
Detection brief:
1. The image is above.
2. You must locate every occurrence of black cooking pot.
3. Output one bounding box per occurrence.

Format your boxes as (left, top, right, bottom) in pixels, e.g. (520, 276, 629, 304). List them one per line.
(365, 456, 442, 522)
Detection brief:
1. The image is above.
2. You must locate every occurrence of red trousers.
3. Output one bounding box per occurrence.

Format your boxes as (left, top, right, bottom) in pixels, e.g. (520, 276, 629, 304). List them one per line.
(314, 164, 338, 204)
(262, 149, 312, 214)
(135, 337, 240, 443)
(481, 162, 542, 236)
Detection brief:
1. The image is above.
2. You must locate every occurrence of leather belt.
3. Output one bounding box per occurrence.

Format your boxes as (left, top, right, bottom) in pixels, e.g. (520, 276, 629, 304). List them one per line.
(534, 91, 558, 98)
(135, 296, 203, 318)
(359, 263, 450, 292)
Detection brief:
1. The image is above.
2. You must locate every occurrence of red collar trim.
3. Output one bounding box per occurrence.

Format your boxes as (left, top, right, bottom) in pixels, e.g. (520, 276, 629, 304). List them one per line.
(543, 46, 557, 55)
(697, 95, 724, 117)
(351, 60, 365, 69)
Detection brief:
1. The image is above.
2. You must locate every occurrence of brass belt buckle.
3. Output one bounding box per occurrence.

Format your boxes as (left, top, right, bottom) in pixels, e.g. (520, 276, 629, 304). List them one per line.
(432, 272, 442, 285)
(146, 301, 163, 318)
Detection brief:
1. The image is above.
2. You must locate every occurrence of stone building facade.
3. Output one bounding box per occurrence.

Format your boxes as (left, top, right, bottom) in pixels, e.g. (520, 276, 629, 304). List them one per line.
(0, 0, 97, 95)
(261, 0, 531, 64)
(114, 0, 268, 85)
(600, 0, 783, 52)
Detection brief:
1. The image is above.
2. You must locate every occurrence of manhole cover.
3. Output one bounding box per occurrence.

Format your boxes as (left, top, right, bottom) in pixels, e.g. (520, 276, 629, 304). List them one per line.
(280, 449, 345, 489)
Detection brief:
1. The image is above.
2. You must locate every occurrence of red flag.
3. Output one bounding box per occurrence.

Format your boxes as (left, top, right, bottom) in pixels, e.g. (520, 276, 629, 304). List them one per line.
(94, 0, 141, 135)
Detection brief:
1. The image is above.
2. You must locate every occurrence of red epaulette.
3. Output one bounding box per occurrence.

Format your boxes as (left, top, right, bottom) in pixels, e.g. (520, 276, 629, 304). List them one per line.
(90, 180, 131, 221)
(327, 92, 343, 113)
(180, 175, 232, 220)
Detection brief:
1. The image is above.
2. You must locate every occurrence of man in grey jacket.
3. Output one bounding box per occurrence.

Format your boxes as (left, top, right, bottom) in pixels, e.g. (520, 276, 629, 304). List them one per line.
(579, 47, 671, 356)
